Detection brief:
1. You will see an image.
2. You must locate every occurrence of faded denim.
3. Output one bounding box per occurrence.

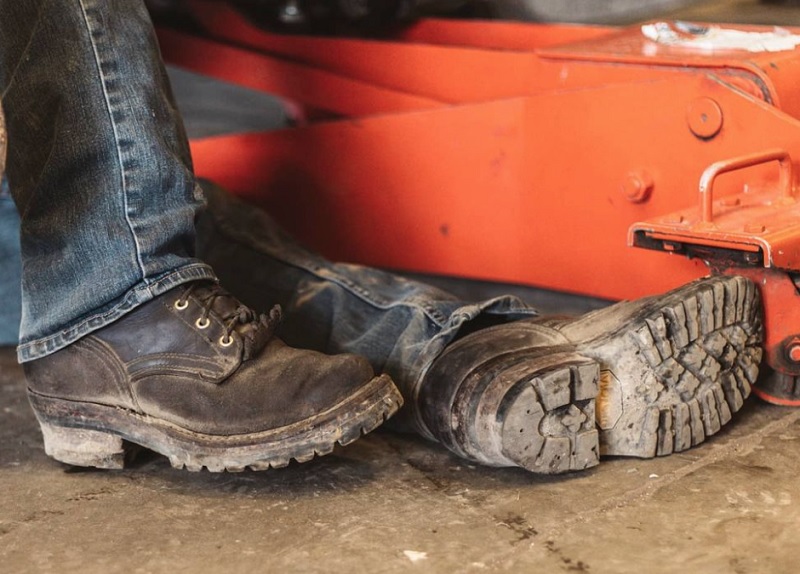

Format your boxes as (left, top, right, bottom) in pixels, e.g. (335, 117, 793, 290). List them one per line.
(0, 180, 20, 345)
(0, 0, 538, 413)
(195, 183, 537, 435)
(0, 0, 215, 362)
(1, 176, 537, 434)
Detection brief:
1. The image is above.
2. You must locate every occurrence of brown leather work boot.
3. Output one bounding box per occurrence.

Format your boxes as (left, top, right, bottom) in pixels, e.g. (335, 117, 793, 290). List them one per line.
(415, 275, 763, 474)
(25, 281, 402, 471)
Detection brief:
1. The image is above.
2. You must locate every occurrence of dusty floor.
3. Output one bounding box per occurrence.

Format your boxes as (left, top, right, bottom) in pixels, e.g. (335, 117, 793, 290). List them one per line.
(4, 0, 800, 573)
(4, 348, 800, 574)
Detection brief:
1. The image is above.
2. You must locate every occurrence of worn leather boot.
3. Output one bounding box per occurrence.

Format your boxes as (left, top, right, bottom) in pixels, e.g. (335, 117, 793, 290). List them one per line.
(416, 275, 763, 474)
(25, 281, 402, 471)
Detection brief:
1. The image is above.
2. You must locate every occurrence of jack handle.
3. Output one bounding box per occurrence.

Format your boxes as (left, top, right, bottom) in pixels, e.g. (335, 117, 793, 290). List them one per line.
(699, 148, 794, 223)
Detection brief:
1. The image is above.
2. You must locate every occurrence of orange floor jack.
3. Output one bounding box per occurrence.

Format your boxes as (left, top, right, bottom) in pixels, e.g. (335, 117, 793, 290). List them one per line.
(158, 1, 800, 406)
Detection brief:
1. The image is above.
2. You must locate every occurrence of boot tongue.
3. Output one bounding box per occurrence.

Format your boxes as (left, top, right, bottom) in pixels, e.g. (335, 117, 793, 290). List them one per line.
(192, 282, 282, 360)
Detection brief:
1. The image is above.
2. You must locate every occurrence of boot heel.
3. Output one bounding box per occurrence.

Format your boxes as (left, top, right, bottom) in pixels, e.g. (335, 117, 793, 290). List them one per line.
(39, 422, 125, 469)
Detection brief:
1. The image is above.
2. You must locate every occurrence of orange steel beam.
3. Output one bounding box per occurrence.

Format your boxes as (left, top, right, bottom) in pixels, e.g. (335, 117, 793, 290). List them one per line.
(392, 17, 615, 50)
(183, 0, 543, 103)
(181, 1, 785, 105)
(157, 29, 445, 116)
(157, 6, 800, 405)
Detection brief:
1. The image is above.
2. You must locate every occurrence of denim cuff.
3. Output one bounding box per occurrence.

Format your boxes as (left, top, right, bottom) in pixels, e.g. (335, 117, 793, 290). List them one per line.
(17, 263, 217, 362)
(402, 295, 538, 439)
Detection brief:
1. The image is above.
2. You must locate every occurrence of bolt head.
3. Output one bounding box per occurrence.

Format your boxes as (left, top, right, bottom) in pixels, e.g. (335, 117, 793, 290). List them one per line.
(622, 171, 653, 203)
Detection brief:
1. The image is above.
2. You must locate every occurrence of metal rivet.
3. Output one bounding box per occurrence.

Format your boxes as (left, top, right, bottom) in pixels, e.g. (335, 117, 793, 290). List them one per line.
(687, 98, 723, 139)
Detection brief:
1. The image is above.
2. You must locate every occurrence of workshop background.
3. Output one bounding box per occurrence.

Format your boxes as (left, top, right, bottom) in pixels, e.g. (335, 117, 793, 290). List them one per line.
(3, 1, 800, 573)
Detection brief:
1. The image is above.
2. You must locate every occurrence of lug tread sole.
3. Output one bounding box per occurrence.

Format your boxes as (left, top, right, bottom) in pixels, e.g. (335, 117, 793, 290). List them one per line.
(582, 275, 763, 458)
(451, 349, 600, 474)
(28, 374, 401, 472)
(497, 359, 600, 474)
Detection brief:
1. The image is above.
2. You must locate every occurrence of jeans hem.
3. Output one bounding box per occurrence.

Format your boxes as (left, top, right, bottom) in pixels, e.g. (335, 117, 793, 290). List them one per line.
(403, 299, 538, 439)
(17, 263, 216, 362)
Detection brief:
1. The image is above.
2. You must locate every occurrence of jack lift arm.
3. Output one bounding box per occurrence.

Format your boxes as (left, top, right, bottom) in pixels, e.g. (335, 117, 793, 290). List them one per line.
(158, 1, 800, 405)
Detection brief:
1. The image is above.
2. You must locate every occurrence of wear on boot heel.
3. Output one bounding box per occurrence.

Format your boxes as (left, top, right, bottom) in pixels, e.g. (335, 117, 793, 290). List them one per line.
(38, 422, 125, 469)
(418, 329, 601, 474)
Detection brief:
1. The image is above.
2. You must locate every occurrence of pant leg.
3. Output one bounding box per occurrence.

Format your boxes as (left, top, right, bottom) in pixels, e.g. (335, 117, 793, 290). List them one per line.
(0, 0, 216, 362)
(196, 182, 538, 435)
(0, 179, 20, 346)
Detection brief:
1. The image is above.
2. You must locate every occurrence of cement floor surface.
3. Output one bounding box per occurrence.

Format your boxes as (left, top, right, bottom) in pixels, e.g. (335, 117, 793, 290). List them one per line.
(4, 0, 800, 572)
(3, 346, 800, 574)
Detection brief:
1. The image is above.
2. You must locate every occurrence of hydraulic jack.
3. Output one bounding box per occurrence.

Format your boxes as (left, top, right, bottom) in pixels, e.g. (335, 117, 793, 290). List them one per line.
(157, 1, 800, 405)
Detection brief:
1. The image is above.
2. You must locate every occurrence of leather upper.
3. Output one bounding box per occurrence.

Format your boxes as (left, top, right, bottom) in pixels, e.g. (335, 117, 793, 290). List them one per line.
(25, 283, 376, 435)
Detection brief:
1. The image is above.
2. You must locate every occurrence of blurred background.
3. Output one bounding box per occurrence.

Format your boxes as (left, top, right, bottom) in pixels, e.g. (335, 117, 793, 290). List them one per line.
(146, 0, 800, 33)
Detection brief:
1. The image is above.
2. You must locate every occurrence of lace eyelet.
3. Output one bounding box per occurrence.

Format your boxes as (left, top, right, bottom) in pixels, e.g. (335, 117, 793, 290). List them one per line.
(219, 335, 234, 347)
(174, 299, 188, 310)
(195, 317, 211, 329)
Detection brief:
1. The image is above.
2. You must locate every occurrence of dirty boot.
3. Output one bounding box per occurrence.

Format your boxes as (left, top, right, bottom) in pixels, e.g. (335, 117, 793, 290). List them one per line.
(416, 275, 763, 474)
(25, 281, 402, 471)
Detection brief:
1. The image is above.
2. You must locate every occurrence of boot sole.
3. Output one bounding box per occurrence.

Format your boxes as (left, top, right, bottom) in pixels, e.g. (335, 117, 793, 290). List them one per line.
(563, 275, 763, 458)
(492, 354, 600, 473)
(447, 347, 600, 474)
(428, 275, 761, 471)
(27, 374, 402, 472)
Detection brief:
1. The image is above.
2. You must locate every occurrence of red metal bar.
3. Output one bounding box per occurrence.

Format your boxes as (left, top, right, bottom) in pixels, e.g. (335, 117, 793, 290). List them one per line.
(157, 29, 445, 116)
(393, 15, 616, 50)
(699, 149, 794, 223)
(185, 0, 542, 103)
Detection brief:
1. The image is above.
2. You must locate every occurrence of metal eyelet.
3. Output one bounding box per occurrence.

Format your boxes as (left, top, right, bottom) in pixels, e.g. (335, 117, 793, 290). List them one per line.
(195, 317, 211, 329)
(219, 335, 234, 347)
(174, 299, 189, 310)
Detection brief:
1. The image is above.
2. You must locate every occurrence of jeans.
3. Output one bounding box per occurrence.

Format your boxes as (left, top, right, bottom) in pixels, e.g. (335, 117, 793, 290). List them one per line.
(0, 0, 538, 415)
(0, 0, 215, 362)
(195, 183, 536, 433)
(0, 180, 20, 345)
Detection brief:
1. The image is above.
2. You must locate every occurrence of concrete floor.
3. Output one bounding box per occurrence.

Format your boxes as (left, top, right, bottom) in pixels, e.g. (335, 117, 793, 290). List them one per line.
(4, 351, 800, 573)
(5, 1, 800, 573)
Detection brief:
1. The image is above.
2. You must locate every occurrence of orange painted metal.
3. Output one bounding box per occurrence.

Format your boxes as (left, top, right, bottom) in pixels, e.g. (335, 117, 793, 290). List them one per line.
(631, 148, 800, 269)
(157, 4, 800, 399)
(720, 266, 800, 406)
(732, 267, 800, 372)
(157, 29, 446, 116)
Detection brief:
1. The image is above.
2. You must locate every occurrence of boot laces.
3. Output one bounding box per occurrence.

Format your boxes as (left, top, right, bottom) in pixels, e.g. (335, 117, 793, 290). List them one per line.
(176, 282, 281, 353)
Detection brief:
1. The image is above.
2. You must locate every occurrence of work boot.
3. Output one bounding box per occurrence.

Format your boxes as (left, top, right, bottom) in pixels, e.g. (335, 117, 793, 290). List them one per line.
(416, 275, 763, 474)
(25, 281, 402, 471)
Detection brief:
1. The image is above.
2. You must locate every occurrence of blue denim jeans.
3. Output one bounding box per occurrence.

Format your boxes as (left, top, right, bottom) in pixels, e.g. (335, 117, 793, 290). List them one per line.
(0, 0, 215, 362)
(1, 176, 536, 428)
(0, 180, 20, 345)
(0, 0, 538, 417)
(194, 182, 536, 433)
